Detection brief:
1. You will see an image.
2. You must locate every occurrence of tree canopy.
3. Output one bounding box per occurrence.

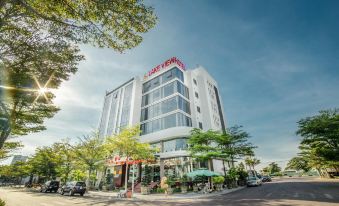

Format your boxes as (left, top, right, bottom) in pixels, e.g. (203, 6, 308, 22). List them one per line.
(105, 125, 155, 191)
(0, 0, 157, 149)
(294, 108, 339, 176)
(188, 126, 256, 172)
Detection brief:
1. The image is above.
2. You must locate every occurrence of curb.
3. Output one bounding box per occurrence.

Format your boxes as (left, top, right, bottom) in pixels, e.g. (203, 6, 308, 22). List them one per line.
(88, 186, 246, 201)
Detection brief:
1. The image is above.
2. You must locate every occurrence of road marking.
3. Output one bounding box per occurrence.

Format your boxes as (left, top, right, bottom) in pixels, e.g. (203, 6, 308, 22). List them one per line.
(265, 193, 272, 197)
(324, 194, 333, 199)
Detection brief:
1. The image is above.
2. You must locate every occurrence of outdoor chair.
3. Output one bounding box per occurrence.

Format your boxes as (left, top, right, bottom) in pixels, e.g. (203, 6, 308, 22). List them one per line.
(117, 190, 127, 198)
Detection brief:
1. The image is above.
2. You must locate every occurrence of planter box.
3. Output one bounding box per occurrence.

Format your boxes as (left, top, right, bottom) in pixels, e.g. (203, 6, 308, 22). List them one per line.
(167, 187, 173, 195)
(141, 186, 149, 195)
(181, 186, 188, 193)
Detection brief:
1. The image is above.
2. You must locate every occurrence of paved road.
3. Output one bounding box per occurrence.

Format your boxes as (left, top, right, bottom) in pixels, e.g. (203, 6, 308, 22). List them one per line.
(0, 177, 338, 206)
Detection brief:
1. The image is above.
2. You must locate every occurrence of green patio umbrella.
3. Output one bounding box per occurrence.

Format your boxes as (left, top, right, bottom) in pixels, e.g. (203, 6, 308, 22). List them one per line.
(186, 168, 221, 178)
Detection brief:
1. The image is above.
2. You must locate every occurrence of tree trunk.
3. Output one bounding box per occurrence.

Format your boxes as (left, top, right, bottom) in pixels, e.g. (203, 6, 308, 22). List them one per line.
(124, 162, 129, 191)
(222, 160, 227, 176)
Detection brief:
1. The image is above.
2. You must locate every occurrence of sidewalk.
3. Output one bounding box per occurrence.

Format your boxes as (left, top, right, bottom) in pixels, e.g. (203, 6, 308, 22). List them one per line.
(88, 186, 246, 201)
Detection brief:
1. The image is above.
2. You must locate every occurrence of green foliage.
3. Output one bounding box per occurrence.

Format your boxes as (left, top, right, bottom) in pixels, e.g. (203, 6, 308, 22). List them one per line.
(244, 156, 260, 170)
(74, 131, 106, 186)
(236, 163, 248, 181)
(0, 198, 5, 206)
(263, 162, 281, 175)
(141, 165, 152, 186)
(70, 169, 86, 181)
(0, 142, 22, 159)
(28, 146, 61, 179)
(166, 175, 176, 187)
(188, 126, 255, 171)
(0, 0, 157, 148)
(188, 128, 219, 162)
(286, 156, 311, 172)
(105, 126, 155, 190)
(212, 176, 225, 184)
(155, 188, 165, 193)
(226, 167, 239, 181)
(296, 108, 339, 174)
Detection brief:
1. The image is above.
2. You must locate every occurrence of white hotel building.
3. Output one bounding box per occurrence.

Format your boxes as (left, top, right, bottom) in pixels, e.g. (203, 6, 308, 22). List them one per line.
(98, 57, 227, 185)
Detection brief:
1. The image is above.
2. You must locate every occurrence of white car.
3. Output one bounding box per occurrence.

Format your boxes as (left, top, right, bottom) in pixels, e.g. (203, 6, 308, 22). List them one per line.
(247, 176, 262, 187)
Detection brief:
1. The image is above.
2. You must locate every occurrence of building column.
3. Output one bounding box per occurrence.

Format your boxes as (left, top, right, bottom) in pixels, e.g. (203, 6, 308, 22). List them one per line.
(160, 159, 165, 178)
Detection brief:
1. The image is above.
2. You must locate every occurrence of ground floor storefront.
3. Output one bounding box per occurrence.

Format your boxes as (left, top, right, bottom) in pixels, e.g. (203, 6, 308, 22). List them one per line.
(103, 156, 225, 189)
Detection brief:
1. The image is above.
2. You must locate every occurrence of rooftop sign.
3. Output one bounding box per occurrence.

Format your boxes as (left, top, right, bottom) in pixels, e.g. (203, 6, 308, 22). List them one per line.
(144, 57, 185, 80)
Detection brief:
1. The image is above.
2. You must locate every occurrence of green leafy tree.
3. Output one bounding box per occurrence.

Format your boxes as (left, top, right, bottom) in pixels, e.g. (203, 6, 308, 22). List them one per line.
(188, 128, 220, 170)
(73, 132, 106, 187)
(296, 108, 339, 174)
(188, 127, 255, 174)
(0, 0, 157, 149)
(216, 126, 255, 171)
(28, 146, 61, 180)
(0, 141, 22, 159)
(244, 156, 260, 171)
(286, 156, 311, 172)
(52, 139, 76, 183)
(265, 162, 281, 175)
(105, 126, 155, 191)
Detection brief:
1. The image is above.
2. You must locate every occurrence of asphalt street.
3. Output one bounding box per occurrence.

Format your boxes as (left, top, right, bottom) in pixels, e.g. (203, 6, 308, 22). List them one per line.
(0, 177, 338, 206)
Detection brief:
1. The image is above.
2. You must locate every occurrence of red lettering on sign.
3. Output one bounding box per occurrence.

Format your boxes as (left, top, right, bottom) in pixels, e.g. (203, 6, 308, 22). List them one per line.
(144, 57, 185, 79)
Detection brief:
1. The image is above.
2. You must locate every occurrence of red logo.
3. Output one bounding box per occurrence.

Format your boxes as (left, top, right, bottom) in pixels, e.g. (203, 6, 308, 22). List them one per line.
(145, 57, 185, 79)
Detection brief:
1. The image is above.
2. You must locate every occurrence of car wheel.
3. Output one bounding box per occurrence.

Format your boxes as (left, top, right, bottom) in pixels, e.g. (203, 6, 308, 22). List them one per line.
(69, 190, 74, 196)
(60, 189, 64, 195)
(80, 192, 84, 196)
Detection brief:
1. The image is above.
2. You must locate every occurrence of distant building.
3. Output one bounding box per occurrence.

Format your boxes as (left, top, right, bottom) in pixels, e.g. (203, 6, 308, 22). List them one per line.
(11, 155, 28, 165)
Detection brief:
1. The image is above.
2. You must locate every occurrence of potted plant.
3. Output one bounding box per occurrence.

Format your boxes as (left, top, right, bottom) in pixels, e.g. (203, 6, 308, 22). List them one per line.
(212, 176, 224, 191)
(141, 165, 151, 195)
(180, 175, 188, 193)
(126, 190, 133, 198)
(166, 176, 175, 194)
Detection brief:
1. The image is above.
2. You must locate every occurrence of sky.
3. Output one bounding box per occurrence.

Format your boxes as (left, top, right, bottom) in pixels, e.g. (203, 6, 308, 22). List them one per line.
(3, 0, 339, 169)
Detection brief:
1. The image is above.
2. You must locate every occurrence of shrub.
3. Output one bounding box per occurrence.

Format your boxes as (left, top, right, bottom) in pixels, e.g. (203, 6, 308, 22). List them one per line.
(212, 176, 225, 184)
(0, 198, 5, 206)
(156, 188, 165, 193)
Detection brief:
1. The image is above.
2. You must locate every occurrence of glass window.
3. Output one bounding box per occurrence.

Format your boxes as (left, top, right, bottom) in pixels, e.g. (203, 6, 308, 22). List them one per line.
(153, 89, 161, 102)
(163, 113, 177, 129)
(195, 92, 199, 98)
(161, 97, 177, 114)
(163, 139, 176, 152)
(193, 79, 197, 85)
(176, 68, 184, 82)
(162, 69, 174, 84)
(176, 138, 188, 150)
(163, 82, 175, 97)
(197, 106, 201, 113)
(120, 84, 133, 128)
(152, 119, 161, 132)
(199, 122, 203, 129)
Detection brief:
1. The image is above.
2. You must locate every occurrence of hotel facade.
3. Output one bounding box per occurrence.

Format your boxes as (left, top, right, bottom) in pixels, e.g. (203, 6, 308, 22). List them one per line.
(98, 57, 227, 185)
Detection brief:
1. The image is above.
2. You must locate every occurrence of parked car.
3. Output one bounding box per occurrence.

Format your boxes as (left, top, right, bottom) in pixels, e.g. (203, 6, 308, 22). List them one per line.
(262, 176, 272, 182)
(60, 181, 86, 196)
(247, 176, 262, 187)
(40, 180, 60, 193)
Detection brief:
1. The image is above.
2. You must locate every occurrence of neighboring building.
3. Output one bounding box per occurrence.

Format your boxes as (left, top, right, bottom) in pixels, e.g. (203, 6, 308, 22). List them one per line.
(10, 155, 28, 165)
(98, 57, 227, 186)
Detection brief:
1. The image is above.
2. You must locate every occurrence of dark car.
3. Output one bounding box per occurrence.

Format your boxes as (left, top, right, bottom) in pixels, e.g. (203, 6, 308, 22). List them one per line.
(40, 180, 60, 193)
(262, 176, 272, 182)
(60, 181, 86, 196)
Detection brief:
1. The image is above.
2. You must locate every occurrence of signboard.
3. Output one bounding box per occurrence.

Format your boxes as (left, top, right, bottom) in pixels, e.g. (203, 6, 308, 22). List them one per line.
(144, 57, 185, 80)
